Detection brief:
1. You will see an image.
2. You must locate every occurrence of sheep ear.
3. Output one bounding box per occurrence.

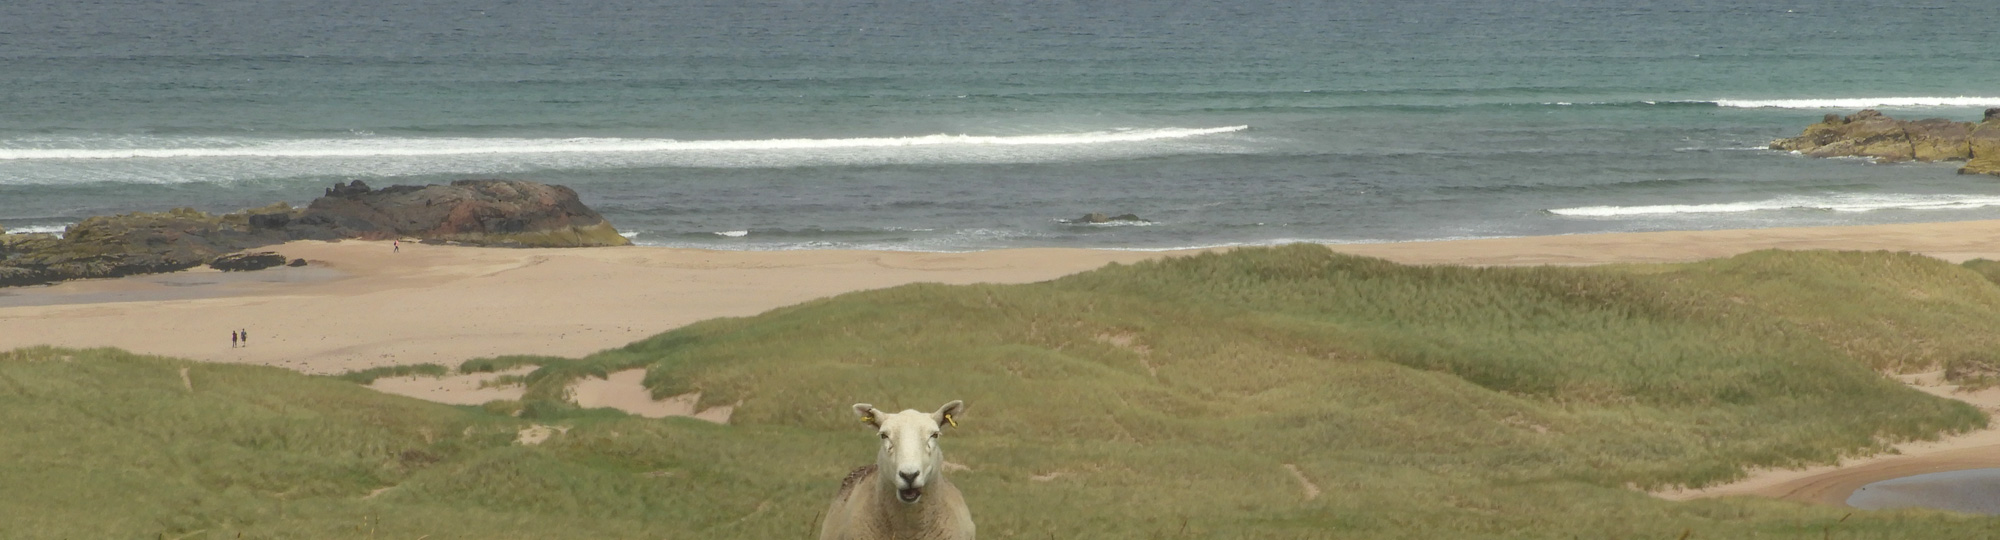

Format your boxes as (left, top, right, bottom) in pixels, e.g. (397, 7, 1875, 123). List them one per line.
(853, 403, 882, 428)
(932, 400, 965, 429)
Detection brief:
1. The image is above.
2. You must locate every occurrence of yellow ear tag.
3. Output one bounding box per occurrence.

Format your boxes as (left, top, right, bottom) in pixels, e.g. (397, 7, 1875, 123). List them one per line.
(861, 416, 874, 424)
(944, 413, 957, 428)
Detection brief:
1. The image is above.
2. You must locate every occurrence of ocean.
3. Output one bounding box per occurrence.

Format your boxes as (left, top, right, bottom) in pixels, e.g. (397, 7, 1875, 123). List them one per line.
(4, 0, 1999, 251)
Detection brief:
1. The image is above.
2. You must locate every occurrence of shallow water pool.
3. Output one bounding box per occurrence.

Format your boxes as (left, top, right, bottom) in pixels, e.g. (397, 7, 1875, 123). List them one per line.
(1847, 468, 2000, 515)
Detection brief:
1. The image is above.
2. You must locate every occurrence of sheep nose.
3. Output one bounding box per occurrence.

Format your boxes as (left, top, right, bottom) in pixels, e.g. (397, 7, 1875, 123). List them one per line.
(899, 471, 919, 485)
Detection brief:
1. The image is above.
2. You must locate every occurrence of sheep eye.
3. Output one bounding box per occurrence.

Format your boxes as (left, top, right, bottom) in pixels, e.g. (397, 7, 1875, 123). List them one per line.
(879, 432, 889, 440)
(929, 432, 939, 439)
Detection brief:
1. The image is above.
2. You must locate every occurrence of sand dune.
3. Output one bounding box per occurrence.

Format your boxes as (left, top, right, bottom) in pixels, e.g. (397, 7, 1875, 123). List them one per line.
(1655, 372, 2000, 506)
(11, 219, 2000, 503)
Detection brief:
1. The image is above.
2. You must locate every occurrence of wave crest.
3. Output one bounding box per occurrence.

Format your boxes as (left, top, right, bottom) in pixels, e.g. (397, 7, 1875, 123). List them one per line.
(1549, 194, 2000, 217)
(1713, 97, 2000, 109)
(0, 126, 1250, 161)
(3, 224, 70, 236)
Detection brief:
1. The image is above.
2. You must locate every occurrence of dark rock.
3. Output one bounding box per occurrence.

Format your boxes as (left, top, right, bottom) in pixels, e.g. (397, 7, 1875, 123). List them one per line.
(419, 238, 448, 245)
(248, 212, 291, 229)
(1963, 119, 2000, 177)
(287, 258, 307, 267)
(3, 179, 630, 288)
(0, 209, 289, 287)
(0, 266, 37, 287)
(0, 233, 60, 256)
(326, 180, 372, 197)
(1906, 118, 1975, 162)
(210, 252, 287, 272)
(0, 233, 62, 287)
(1773, 110, 2000, 175)
(296, 179, 630, 247)
(1061, 212, 1151, 224)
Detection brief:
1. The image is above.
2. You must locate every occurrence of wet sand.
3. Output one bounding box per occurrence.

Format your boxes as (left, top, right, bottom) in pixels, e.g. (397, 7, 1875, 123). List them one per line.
(0, 265, 345, 308)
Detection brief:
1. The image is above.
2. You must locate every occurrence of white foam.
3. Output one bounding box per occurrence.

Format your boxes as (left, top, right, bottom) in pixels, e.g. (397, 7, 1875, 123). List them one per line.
(1673, 146, 1771, 152)
(713, 230, 749, 237)
(0, 126, 1250, 161)
(1054, 218, 1157, 227)
(0, 127, 1258, 184)
(1713, 97, 2000, 109)
(1550, 193, 2000, 217)
(3, 224, 68, 236)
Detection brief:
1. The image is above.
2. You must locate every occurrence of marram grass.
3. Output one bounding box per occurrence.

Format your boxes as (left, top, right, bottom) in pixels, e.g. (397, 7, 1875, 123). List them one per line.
(6, 246, 2000, 538)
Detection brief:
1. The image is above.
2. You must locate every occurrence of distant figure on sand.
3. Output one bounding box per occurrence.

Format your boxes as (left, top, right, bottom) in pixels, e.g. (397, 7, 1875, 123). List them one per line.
(394, 240, 399, 253)
(231, 331, 238, 348)
(240, 329, 248, 346)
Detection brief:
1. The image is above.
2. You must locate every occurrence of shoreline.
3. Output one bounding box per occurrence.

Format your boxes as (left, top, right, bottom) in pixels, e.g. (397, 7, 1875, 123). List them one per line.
(12, 219, 2000, 506)
(10, 219, 2000, 372)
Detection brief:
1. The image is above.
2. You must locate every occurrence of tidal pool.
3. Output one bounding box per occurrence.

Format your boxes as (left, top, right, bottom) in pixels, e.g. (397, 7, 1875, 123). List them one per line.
(1847, 468, 2000, 515)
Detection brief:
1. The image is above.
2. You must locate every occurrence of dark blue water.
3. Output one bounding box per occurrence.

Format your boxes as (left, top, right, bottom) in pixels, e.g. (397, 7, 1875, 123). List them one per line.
(5, 0, 2000, 250)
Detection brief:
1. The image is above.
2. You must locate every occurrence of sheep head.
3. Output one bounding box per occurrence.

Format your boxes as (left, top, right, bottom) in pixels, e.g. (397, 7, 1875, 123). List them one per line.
(853, 400, 965, 505)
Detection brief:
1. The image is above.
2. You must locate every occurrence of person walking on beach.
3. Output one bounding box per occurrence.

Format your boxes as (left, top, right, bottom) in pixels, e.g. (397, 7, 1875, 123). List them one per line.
(240, 329, 248, 346)
(231, 330, 239, 348)
(394, 240, 400, 253)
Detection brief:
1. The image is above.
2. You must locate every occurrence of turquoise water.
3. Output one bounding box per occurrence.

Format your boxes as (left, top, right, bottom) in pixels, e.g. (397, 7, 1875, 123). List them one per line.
(4, 0, 1999, 250)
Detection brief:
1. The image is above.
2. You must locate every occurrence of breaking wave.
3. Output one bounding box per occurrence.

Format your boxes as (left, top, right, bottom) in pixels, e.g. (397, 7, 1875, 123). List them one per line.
(1549, 193, 2000, 217)
(1711, 97, 2000, 109)
(0, 126, 1251, 161)
(0, 126, 1257, 185)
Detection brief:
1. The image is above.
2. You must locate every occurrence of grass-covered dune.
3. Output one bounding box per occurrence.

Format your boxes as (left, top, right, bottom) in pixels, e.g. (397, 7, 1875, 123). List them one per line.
(7, 246, 2000, 538)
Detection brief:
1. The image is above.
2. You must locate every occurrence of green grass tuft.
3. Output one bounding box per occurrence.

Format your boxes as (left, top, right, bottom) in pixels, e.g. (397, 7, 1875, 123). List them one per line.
(458, 354, 562, 374)
(330, 363, 449, 384)
(1960, 258, 2000, 287)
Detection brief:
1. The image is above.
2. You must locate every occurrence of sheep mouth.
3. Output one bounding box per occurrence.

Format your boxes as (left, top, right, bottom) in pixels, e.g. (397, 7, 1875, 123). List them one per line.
(897, 487, 924, 503)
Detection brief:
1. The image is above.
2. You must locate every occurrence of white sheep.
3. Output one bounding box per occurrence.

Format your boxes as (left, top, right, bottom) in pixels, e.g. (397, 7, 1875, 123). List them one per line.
(819, 400, 974, 540)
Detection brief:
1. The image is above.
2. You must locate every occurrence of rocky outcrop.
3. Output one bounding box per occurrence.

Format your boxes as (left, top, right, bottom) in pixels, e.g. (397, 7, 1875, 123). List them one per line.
(0, 179, 627, 287)
(294, 179, 630, 247)
(209, 252, 288, 272)
(1059, 213, 1151, 225)
(1968, 111, 2000, 176)
(1771, 109, 2000, 176)
(0, 208, 292, 287)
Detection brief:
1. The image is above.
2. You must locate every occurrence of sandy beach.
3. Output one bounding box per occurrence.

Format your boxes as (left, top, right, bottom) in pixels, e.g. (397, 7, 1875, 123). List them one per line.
(9, 219, 2000, 507)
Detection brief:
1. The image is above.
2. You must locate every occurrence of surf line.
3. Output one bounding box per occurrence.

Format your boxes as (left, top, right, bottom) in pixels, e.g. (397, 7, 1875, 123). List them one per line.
(1711, 96, 2000, 109)
(0, 126, 1253, 161)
